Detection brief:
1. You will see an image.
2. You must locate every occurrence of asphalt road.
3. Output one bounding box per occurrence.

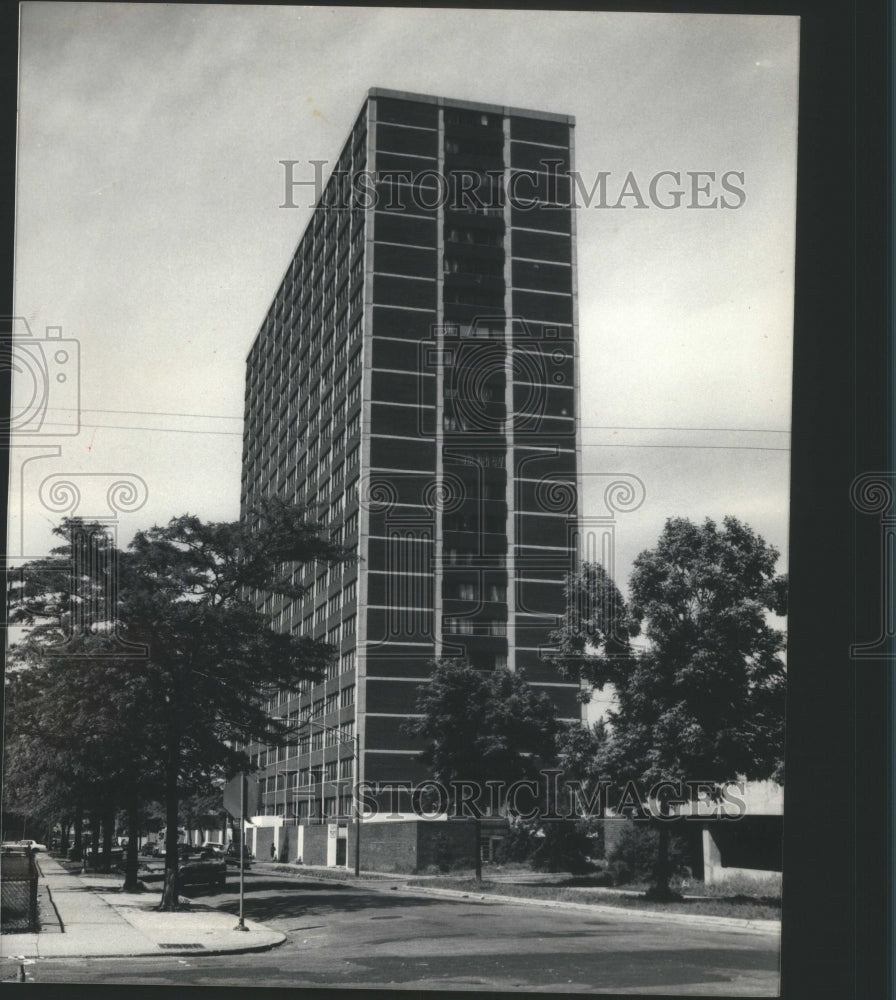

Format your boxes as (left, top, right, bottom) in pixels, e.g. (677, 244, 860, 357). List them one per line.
(18, 870, 781, 993)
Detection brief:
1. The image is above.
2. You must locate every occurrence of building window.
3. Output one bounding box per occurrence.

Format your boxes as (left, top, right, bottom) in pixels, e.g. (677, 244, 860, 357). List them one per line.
(340, 684, 355, 707)
(443, 616, 474, 635)
(343, 614, 356, 636)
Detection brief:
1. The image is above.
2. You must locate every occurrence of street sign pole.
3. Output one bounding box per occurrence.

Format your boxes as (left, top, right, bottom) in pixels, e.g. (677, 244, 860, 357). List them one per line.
(235, 772, 247, 932)
(354, 734, 361, 877)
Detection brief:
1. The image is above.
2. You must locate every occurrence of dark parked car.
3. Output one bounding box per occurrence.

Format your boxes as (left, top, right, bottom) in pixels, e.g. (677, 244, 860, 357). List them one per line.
(225, 843, 253, 867)
(178, 849, 227, 890)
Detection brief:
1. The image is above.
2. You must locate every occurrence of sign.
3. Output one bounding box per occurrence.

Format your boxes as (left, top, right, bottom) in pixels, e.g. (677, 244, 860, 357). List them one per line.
(223, 774, 259, 820)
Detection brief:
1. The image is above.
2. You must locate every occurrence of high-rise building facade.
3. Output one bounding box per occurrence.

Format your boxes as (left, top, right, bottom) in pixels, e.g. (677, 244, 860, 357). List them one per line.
(241, 88, 582, 835)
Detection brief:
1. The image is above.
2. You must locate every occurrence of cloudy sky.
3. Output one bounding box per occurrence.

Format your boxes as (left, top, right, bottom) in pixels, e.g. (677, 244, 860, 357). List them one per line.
(11, 4, 799, 594)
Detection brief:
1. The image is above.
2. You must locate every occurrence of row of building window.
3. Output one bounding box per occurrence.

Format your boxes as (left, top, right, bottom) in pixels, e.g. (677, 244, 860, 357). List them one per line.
(254, 713, 356, 770)
(443, 617, 508, 636)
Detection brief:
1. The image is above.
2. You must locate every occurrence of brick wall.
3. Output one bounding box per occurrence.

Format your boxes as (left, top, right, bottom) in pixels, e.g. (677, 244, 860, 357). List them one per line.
(351, 820, 418, 873)
(417, 821, 477, 871)
(301, 825, 330, 866)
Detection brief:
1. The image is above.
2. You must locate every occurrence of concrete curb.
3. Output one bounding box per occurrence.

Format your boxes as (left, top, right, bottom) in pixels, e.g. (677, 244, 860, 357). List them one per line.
(1, 927, 287, 961)
(399, 883, 782, 936)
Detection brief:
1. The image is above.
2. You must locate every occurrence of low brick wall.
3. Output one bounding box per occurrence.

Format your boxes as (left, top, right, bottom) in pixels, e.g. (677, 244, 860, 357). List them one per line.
(301, 825, 330, 866)
(353, 820, 419, 873)
(344, 819, 477, 874)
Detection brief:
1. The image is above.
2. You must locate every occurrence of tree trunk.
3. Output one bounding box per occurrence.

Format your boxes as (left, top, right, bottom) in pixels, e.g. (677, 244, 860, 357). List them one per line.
(90, 809, 100, 870)
(474, 817, 482, 882)
(72, 801, 83, 861)
(60, 821, 70, 856)
(655, 822, 670, 894)
(101, 804, 115, 872)
(646, 821, 680, 901)
(123, 793, 141, 892)
(157, 745, 181, 911)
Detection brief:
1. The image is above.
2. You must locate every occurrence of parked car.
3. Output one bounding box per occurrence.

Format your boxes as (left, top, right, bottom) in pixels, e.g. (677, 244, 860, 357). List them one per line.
(201, 840, 226, 856)
(15, 839, 47, 852)
(178, 849, 227, 890)
(140, 842, 158, 856)
(1, 841, 31, 854)
(225, 843, 253, 866)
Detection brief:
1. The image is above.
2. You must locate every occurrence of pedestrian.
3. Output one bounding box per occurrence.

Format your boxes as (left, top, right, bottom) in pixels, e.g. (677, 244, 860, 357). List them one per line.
(270, 842, 276, 862)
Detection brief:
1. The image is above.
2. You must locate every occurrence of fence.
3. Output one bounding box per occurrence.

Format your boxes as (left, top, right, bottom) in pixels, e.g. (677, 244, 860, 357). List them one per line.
(1, 850, 39, 933)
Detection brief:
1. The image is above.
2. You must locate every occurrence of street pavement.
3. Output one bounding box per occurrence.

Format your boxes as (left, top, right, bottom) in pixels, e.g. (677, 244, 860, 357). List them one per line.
(2, 860, 782, 993)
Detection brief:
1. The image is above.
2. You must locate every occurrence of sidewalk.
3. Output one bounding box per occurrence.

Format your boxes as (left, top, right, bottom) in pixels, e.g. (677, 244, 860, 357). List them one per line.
(0, 854, 285, 960)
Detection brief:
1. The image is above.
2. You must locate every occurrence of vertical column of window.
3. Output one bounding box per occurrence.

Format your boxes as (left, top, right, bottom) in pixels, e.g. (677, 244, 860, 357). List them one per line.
(434, 105, 446, 659)
(508, 116, 577, 673)
(439, 107, 508, 671)
(502, 111, 516, 674)
(353, 97, 374, 797)
(567, 122, 584, 562)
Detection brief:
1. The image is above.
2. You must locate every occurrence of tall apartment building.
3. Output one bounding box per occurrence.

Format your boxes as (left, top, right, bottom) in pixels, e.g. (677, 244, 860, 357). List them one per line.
(240, 89, 582, 848)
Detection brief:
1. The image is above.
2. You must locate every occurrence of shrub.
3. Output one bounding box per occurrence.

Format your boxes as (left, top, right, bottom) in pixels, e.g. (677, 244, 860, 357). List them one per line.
(493, 821, 538, 864)
(605, 821, 692, 886)
(427, 831, 469, 873)
(530, 821, 595, 875)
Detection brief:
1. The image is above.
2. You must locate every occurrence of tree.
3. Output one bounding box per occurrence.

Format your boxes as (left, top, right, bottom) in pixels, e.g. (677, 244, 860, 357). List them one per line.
(5, 530, 163, 884)
(118, 498, 349, 909)
(406, 661, 559, 879)
(551, 517, 787, 899)
(549, 562, 640, 698)
(6, 499, 349, 909)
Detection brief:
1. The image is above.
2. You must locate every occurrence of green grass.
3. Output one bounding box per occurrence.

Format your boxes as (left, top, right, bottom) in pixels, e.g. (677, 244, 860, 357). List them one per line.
(404, 876, 782, 922)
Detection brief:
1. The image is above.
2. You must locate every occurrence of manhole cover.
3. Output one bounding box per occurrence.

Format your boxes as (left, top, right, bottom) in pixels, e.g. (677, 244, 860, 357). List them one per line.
(158, 943, 206, 950)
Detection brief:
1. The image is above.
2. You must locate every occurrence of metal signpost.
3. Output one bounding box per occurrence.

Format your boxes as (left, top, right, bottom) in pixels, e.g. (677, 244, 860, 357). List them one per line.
(223, 773, 253, 931)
